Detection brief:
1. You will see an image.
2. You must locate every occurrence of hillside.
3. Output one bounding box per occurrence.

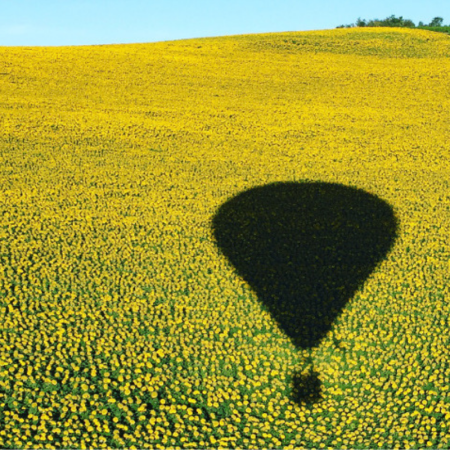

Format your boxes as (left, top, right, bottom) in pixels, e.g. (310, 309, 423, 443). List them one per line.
(1, 28, 450, 448)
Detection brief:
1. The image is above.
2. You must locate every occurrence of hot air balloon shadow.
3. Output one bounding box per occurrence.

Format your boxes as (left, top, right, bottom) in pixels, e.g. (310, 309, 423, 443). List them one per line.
(211, 181, 398, 406)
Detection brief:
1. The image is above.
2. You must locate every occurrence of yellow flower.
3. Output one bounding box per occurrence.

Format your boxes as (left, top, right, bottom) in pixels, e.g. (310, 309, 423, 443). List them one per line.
(1, 26, 449, 449)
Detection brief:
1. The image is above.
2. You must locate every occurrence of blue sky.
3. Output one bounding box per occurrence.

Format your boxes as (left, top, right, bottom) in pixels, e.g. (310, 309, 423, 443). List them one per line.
(1, 0, 449, 47)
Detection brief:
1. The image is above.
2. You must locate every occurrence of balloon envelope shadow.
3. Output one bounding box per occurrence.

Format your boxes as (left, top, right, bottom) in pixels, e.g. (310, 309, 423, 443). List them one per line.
(211, 181, 398, 405)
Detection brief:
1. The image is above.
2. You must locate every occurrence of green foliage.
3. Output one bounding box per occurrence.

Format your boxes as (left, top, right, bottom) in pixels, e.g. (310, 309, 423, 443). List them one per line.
(338, 15, 450, 34)
(417, 25, 450, 35)
(429, 17, 444, 27)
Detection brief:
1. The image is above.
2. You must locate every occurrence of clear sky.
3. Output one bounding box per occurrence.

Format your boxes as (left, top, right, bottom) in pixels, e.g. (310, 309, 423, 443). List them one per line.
(1, 0, 449, 47)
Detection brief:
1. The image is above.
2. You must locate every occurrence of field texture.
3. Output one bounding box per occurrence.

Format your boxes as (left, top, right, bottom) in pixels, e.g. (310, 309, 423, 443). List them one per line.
(1, 27, 450, 449)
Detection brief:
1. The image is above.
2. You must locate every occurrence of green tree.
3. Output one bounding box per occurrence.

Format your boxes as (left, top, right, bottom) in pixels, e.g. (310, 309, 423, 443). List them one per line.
(428, 17, 444, 27)
(364, 15, 415, 28)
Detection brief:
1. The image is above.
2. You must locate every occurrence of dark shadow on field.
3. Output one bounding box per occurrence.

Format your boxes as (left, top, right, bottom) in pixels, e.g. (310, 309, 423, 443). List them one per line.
(211, 181, 398, 406)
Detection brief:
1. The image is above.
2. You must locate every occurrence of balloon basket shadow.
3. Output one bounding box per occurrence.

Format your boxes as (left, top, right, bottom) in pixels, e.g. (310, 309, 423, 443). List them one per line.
(290, 368, 323, 406)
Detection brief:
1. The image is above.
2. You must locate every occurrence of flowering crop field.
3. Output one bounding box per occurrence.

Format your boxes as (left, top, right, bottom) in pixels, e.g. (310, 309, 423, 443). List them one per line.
(1, 27, 450, 449)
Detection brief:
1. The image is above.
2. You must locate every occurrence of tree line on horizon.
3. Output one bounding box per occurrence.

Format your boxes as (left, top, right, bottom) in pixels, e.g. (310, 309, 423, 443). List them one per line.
(337, 15, 450, 34)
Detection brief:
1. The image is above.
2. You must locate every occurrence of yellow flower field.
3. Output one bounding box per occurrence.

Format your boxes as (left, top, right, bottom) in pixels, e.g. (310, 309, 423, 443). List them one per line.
(1, 27, 450, 448)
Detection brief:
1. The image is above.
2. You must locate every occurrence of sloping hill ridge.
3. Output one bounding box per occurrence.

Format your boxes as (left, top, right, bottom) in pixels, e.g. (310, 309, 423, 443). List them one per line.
(243, 27, 450, 58)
